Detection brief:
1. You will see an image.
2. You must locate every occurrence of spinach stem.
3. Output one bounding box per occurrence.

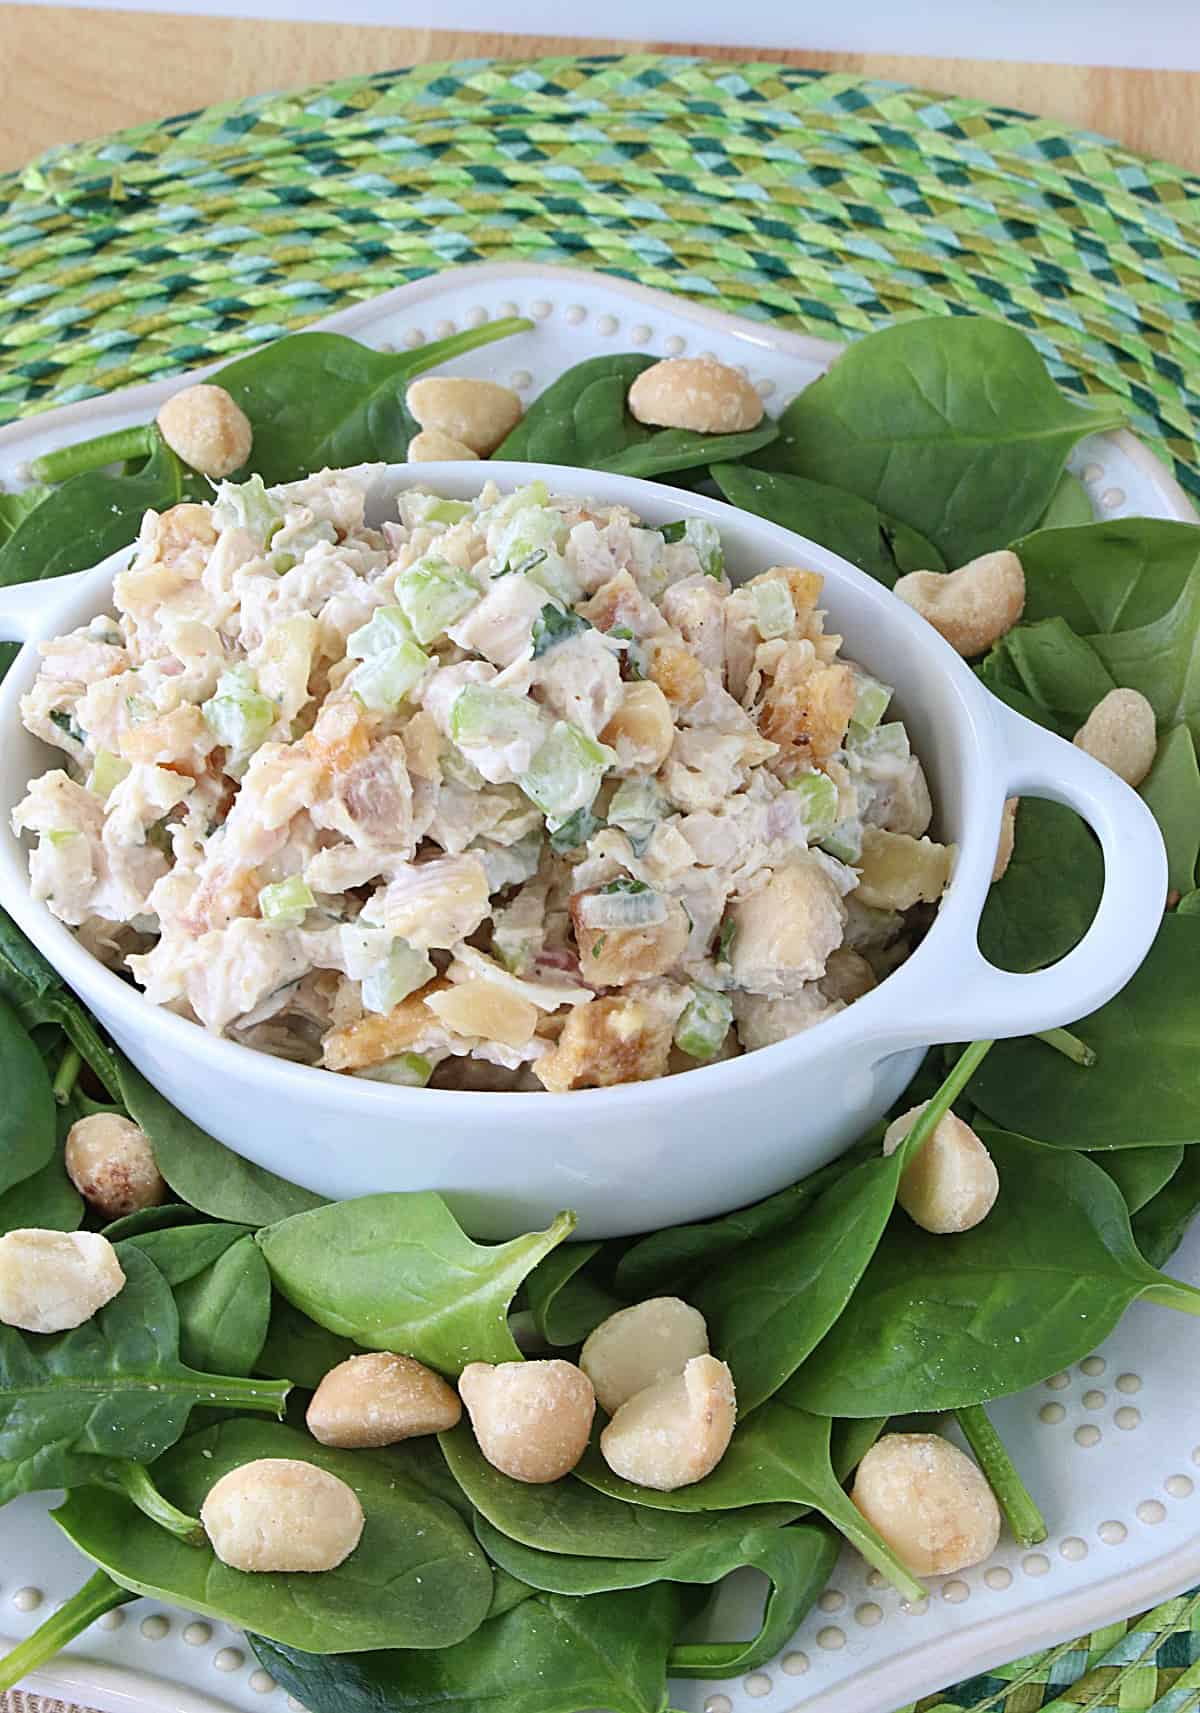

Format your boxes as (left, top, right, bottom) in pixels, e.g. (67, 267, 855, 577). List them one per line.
(183, 1372, 293, 1413)
(1034, 1027, 1096, 1068)
(1141, 1278, 1200, 1317)
(896, 1039, 993, 1171)
(52, 1043, 83, 1105)
(31, 424, 156, 484)
(99, 1460, 204, 1545)
(954, 1404, 1047, 1547)
(0, 1569, 132, 1693)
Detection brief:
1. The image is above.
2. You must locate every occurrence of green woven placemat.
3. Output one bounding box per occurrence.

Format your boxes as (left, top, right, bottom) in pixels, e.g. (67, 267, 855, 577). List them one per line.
(0, 52, 1197, 1712)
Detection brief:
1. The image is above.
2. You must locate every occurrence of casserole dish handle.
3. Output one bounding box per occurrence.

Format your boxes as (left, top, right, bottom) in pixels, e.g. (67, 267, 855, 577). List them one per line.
(896, 697, 1168, 1048)
(0, 569, 98, 646)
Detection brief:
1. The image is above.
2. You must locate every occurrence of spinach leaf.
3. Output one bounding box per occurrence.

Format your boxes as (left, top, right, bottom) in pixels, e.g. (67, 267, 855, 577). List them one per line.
(173, 1235, 272, 1376)
(530, 604, 590, 659)
(0, 911, 122, 1099)
(257, 1196, 574, 1375)
(524, 1243, 623, 1348)
(1098, 1145, 1185, 1215)
(0, 994, 57, 1197)
(127, 1220, 250, 1284)
(755, 316, 1123, 565)
(1140, 724, 1200, 895)
(0, 484, 51, 544)
(439, 1421, 799, 1559)
(0, 433, 204, 588)
(968, 915, 1200, 1147)
(1093, 569, 1200, 743)
(493, 354, 778, 476)
(215, 319, 532, 486)
(0, 1245, 288, 1503)
(710, 464, 945, 587)
(788, 1131, 1200, 1417)
(54, 1418, 493, 1653)
(0, 1151, 82, 1237)
(474, 1515, 838, 1678)
(255, 1295, 364, 1389)
(615, 1136, 880, 1298)
(1036, 470, 1093, 530)
(113, 1054, 325, 1224)
(102, 1202, 212, 1241)
(977, 799, 1104, 974)
(574, 1403, 924, 1600)
(1016, 518, 1200, 632)
(1000, 619, 1117, 724)
(252, 1583, 692, 1713)
(1132, 1148, 1200, 1268)
(0, 1571, 132, 1696)
(693, 1042, 991, 1412)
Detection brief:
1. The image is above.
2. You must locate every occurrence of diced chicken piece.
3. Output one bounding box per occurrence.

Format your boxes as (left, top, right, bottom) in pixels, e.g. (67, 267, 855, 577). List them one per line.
(361, 854, 490, 951)
(579, 569, 668, 640)
(533, 981, 687, 1092)
(760, 659, 856, 771)
(311, 737, 415, 866)
(869, 756, 934, 838)
(34, 627, 128, 685)
(724, 589, 760, 703)
(445, 573, 537, 667)
(662, 575, 727, 672)
(104, 764, 194, 849)
(452, 944, 590, 1010)
(728, 857, 846, 996)
(118, 704, 216, 771)
(162, 618, 227, 702)
(252, 614, 317, 726)
(855, 829, 955, 911)
(732, 984, 844, 1050)
(571, 893, 690, 988)
(402, 709, 443, 782)
(427, 781, 539, 857)
(19, 677, 90, 766)
(529, 629, 624, 743)
(661, 731, 753, 814)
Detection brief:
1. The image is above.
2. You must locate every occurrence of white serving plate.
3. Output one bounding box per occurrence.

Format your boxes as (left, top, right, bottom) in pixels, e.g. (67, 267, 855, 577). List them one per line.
(1, 263, 1197, 1713)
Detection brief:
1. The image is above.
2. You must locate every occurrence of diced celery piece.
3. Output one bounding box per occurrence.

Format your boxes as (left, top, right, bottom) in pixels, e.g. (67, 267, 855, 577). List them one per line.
(608, 777, 665, 857)
(850, 670, 894, 734)
(752, 579, 796, 640)
(525, 549, 580, 607)
(662, 517, 724, 577)
(347, 605, 414, 661)
(451, 685, 547, 752)
(579, 879, 668, 930)
(441, 744, 487, 790)
(788, 770, 839, 841)
(258, 876, 315, 927)
(212, 474, 283, 542)
(361, 939, 435, 1015)
(851, 721, 911, 771)
(425, 498, 473, 525)
(675, 985, 734, 1060)
(531, 603, 590, 658)
(90, 749, 131, 801)
(349, 640, 432, 713)
(548, 806, 603, 854)
(475, 829, 543, 892)
(202, 665, 276, 761)
(821, 818, 864, 864)
(395, 555, 480, 645)
(45, 828, 79, 849)
(339, 923, 393, 981)
(716, 917, 736, 965)
(354, 1052, 433, 1087)
(520, 722, 615, 821)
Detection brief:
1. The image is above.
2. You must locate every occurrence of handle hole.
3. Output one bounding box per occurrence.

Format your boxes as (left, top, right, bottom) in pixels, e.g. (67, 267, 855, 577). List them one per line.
(978, 796, 1103, 974)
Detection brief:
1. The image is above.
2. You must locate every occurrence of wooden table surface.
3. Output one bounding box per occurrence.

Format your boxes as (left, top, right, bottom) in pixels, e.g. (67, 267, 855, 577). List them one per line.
(0, 10, 1199, 177)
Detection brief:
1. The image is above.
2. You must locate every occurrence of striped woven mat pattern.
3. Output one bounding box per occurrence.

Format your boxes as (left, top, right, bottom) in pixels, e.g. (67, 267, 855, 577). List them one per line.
(0, 52, 1197, 1713)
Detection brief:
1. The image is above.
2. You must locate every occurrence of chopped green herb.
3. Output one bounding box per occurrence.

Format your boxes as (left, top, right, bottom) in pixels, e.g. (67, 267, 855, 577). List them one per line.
(531, 604, 591, 659)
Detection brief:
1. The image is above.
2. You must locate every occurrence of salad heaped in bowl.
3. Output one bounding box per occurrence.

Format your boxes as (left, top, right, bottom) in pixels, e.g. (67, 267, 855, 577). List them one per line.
(13, 469, 953, 1092)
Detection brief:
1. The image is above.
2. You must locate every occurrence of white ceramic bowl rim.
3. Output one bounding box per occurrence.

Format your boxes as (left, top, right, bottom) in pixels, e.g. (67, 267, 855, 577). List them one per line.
(0, 460, 1167, 1116)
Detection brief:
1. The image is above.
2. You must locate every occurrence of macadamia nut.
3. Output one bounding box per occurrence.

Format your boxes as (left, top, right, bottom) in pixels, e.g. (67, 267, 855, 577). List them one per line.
(156, 384, 253, 479)
(64, 1112, 166, 1220)
(851, 1432, 1001, 1574)
(991, 796, 1019, 883)
(0, 1228, 125, 1333)
(599, 1354, 736, 1491)
(1073, 687, 1157, 787)
(883, 1102, 999, 1234)
(307, 1352, 462, 1447)
(627, 358, 764, 435)
(407, 428, 480, 463)
(405, 378, 523, 456)
(580, 1297, 710, 1416)
(893, 551, 1025, 657)
(201, 1458, 364, 1572)
(459, 1359, 595, 1483)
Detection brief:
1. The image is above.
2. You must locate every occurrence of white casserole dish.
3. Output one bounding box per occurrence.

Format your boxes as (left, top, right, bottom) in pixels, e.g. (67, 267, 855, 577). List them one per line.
(0, 461, 1167, 1238)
